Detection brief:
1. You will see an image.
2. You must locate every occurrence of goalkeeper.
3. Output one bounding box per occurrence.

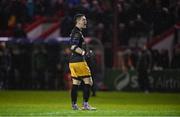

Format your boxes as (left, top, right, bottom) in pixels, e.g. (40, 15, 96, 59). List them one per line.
(69, 14, 96, 110)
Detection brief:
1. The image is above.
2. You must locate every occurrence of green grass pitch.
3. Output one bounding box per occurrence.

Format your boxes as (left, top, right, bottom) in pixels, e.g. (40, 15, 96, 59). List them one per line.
(0, 91, 180, 116)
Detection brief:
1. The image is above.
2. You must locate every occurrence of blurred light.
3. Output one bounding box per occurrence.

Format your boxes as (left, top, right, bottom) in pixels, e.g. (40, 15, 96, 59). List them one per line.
(0, 37, 10, 41)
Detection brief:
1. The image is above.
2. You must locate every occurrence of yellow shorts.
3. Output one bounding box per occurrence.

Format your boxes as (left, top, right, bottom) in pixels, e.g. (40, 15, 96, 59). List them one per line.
(69, 61, 91, 78)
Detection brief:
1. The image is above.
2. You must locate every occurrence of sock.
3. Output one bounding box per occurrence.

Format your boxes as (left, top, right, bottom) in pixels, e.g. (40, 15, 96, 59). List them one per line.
(83, 84, 90, 103)
(71, 85, 78, 105)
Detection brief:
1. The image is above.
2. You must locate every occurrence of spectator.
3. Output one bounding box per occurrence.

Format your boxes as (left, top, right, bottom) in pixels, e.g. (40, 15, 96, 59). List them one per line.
(151, 49, 161, 70)
(32, 45, 48, 89)
(0, 42, 11, 89)
(34, 0, 45, 16)
(174, 0, 180, 22)
(134, 14, 150, 37)
(11, 0, 28, 23)
(19, 44, 32, 89)
(26, 0, 35, 20)
(137, 45, 152, 93)
(171, 47, 180, 69)
(159, 49, 169, 69)
(60, 14, 73, 37)
(10, 45, 22, 89)
(0, 0, 10, 32)
(13, 23, 27, 38)
(60, 47, 71, 90)
(139, 0, 154, 24)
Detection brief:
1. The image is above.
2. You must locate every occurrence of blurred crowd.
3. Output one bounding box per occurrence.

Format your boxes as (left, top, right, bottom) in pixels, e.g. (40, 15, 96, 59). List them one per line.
(115, 45, 180, 92)
(0, 0, 64, 36)
(0, 42, 64, 90)
(1, 0, 180, 38)
(59, 0, 180, 43)
(58, 0, 180, 68)
(1, 0, 180, 90)
(116, 45, 180, 72)
(1, 0, 180, 63)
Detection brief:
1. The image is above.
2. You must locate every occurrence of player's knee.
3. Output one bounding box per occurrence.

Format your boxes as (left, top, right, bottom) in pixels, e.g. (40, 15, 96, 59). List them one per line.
(84, 77, 93, 86)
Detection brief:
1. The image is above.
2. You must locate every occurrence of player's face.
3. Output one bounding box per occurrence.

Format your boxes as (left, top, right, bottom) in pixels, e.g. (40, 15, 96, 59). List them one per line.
(78, 16, 87, 29)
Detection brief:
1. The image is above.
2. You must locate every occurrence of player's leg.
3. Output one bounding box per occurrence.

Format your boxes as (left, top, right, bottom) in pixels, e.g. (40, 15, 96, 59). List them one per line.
(82, 77, 96, 110)
(71, 78, 81, 110)
(83, 77, 92, 102)
(69, 63, 81, 110)
(91, 75, 96, 96)
(78, 61, 96, 110)
(70, 61, 96, 110)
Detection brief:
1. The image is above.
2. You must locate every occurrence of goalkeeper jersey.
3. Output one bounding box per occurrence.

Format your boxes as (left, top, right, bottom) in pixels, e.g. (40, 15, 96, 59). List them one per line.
(69, 26, 86, 63)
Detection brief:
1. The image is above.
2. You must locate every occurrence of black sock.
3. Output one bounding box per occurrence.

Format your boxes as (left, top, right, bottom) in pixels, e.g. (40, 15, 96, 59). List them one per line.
(71, 85, 78, 105)
(83, 84, 91, 102)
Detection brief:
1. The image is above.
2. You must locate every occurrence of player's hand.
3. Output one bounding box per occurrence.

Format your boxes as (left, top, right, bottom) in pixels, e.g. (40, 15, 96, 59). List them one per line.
(85, 50, 95, 58)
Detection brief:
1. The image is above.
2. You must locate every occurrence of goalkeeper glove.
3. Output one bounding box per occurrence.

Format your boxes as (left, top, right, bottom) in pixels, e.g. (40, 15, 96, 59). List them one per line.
(85, 50, 95, 58)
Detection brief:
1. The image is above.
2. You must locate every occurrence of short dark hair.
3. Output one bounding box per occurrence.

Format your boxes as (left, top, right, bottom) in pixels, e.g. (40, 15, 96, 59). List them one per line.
(73, 14, 85, 25)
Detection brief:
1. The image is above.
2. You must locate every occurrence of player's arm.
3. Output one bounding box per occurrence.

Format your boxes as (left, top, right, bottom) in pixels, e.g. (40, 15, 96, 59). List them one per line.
(70, 32, 93, 57)
(70, 32, 85, 56)
(71, 45, 85, 56)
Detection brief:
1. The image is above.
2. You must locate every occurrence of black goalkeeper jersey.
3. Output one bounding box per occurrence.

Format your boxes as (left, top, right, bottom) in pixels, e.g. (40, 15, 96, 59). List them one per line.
(69, 27, 86, 63)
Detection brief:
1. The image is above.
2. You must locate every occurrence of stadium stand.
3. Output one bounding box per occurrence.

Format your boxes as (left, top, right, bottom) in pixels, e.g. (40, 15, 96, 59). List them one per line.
(0, 0, 180, 91)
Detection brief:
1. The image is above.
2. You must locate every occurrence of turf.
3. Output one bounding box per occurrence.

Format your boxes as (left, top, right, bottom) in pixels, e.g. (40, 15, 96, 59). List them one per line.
(0, 91, 180, 116)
